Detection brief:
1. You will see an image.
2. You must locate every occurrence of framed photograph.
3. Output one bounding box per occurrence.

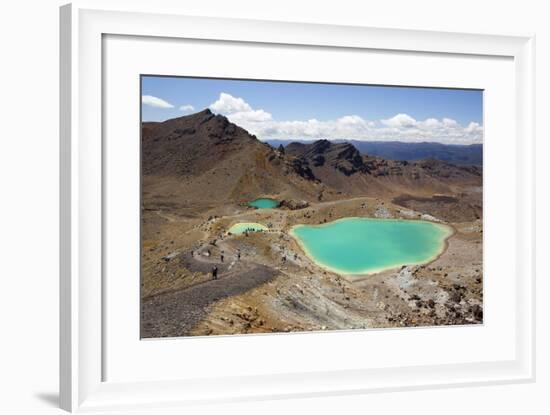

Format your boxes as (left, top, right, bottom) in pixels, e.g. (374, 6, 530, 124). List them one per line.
(139, 75, 483, 339)
(60, 1, 535, 412)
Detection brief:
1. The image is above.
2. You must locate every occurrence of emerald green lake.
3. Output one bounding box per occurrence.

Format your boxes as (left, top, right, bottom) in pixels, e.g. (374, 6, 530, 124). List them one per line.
(248, 198, 279, 209)
(290, 218, 452, 275)
(228, 222, 268, 235)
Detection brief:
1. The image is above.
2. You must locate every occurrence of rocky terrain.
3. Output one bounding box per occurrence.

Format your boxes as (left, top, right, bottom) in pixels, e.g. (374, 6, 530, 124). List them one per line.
(269, 139, 483, 166)
(140, 110, 483, 338)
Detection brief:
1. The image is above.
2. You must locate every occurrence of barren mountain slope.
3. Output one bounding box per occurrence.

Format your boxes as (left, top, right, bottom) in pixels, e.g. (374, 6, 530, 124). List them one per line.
(142, 109, 322, 209)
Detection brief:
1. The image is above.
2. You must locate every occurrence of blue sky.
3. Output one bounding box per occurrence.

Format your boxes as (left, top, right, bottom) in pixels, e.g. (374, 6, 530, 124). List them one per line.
(141, 76, 483, 144)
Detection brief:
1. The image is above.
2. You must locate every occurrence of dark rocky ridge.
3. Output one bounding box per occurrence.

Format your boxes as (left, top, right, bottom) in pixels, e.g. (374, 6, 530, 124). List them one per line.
(293, 139, 368, 176)
(286, 139, 481, 184)
(270, 139, 483, 166)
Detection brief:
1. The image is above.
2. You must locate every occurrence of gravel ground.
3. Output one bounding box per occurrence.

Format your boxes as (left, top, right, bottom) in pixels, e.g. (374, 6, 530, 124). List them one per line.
(141, 263, 278, 338)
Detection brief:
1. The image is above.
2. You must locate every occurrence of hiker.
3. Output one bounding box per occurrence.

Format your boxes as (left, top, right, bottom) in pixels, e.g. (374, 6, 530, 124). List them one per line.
(212, 266, 218, 280)
(237, 249, 241, 261)
(220, 252, 224, 263)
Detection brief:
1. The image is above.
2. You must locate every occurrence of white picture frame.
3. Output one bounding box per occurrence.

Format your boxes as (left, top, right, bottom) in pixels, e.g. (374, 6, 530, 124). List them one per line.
(60, 1, 535, 412)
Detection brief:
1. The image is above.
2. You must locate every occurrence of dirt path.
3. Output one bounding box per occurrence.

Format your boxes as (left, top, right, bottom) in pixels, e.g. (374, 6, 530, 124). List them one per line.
(177, 251, 232, 274)
(141, 263, 278, 338)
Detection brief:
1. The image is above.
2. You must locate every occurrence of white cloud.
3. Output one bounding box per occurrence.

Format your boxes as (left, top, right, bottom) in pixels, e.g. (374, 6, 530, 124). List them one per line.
(466, 121, 483, 133)
(227, 109, 273, 123)
(422, 118, 441, 128)
(141, 95, 174, 109)
(442, 117, 458, 127)
(259, 116, 375, 140)
(208, 93, 482, 144)
(209, 92, 272, 125)
(179, 104, 195, 113)
(381, 113, 417, 128)
(210, 92, 252, 114)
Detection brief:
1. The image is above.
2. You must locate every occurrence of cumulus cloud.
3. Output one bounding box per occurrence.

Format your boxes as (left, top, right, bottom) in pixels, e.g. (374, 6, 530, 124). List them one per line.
(466, 121, 483, 134)
(209, 92, 272, 125)
(210, 92, 252, 114)
(208, 92, 482, 144)
(227, 109, 273, 123)
(381, 113, 417, 128)
(179, 104, 195, 113)
(141, 95, 174, 109)
(258, 116, 375, 141)
(442, 117, 458, 127)
(422, 118, 441, 128)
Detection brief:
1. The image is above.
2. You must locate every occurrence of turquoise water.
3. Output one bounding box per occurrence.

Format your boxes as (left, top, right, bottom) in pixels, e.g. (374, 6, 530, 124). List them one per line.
(248, 198, 279, 209)
(228, 222, 268, 235)
(290, 218, 452, 275)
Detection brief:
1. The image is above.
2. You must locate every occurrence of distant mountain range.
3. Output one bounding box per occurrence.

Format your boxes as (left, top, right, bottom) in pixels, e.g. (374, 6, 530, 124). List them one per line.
(267, 139, 482, 166)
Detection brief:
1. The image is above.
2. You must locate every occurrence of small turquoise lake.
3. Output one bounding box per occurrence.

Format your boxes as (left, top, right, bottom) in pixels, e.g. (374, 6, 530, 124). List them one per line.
(248, 198, 279, 209)
(228, 222, 268, 235)
(290, 218, 452, 275)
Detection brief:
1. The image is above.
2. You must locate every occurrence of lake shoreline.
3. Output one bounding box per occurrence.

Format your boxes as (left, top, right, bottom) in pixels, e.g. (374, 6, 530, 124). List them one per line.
(289, 216, 455, 277)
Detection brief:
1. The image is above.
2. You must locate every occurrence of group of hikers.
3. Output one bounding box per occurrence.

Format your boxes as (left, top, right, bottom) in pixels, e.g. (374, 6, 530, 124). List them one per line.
(281, 252, 299, 264)
(192, 240, 298, 281)
(211, 249, 241, 280)
(207, 248, 295, 280)
(191, 249, 241, 280)
(243, 228, 264, 237)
